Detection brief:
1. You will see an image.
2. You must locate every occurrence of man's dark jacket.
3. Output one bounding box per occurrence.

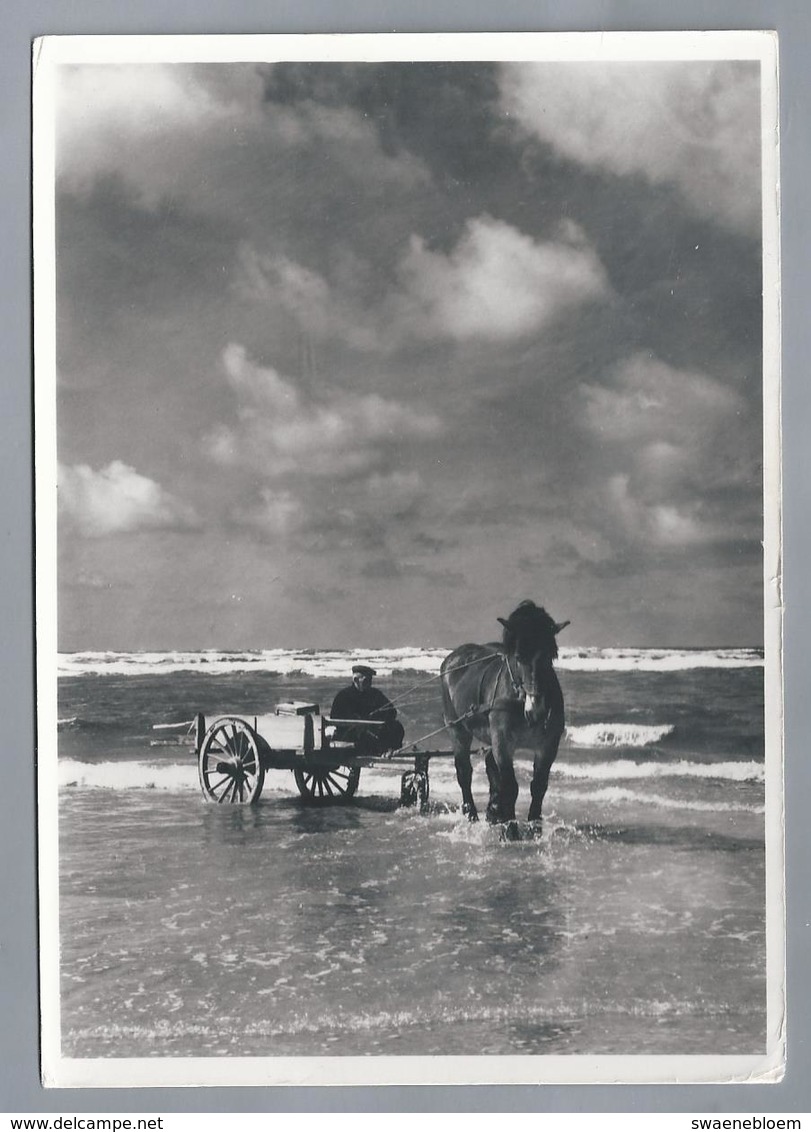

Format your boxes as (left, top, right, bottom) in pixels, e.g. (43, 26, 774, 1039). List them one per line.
(330, 685, 398, 724)
(330, 685, 404, 751)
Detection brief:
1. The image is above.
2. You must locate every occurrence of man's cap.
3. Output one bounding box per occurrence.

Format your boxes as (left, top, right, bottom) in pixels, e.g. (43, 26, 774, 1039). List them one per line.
(352, 664, 377, 678)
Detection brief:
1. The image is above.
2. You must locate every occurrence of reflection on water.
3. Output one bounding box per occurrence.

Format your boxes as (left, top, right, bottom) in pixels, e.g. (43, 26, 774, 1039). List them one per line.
(574, 821, 765, 854)
(59, 786, 766, 1059)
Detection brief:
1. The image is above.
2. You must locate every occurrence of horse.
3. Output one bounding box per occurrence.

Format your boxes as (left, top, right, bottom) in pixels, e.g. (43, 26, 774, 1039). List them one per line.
(440, 601, 569, 825)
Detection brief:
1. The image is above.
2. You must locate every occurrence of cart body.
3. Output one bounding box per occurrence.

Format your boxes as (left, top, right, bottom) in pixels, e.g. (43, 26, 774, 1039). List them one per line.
(189, 701, 432, 809)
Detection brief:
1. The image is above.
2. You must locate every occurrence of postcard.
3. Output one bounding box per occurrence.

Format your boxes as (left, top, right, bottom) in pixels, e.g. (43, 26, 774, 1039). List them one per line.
(33, 31, 783, 1087)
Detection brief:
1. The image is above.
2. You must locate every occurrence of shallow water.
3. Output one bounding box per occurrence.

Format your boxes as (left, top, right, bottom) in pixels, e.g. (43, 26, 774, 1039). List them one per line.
(59, 788, 765, 1057)
(55, 657, 768, 1059)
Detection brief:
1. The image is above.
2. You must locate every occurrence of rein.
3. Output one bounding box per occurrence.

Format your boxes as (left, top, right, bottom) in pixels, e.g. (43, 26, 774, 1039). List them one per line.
(488, 652, 555, 717)
(503, 653, 525, 697)
(478, 653, 524, 715)
(370, 650, 503, 715)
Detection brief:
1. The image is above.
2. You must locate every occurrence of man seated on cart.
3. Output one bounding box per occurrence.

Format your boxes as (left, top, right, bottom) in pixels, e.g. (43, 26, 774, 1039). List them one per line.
(329, 665, 405, 755)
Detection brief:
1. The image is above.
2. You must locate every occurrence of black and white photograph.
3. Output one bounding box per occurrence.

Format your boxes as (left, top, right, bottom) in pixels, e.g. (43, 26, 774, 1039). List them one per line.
(34, 32, 782, 1087)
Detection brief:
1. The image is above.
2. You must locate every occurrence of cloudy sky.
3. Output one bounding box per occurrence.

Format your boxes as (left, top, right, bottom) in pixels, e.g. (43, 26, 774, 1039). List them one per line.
(53, 55, 765, 650)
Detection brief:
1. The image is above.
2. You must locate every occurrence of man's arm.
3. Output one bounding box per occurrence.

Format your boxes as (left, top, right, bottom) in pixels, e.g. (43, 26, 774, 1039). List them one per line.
(368, 688, 397, 722)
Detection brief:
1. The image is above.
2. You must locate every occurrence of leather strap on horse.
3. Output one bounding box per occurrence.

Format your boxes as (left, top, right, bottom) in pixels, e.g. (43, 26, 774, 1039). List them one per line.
(379, 650, 503, 712)
(503, 653, 525, 697)
(402, 652, 533, 750)
(372, 652, 510, 753)
(482, 653, 523, 714)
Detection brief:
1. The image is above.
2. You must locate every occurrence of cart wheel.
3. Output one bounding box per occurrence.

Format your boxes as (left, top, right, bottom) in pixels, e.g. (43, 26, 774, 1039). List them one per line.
(294, 765, 360, 804)
(198, 717, 265, 804)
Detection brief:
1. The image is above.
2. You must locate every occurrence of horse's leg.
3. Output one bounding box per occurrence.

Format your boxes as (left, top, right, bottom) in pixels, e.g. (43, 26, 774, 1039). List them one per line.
(528, 677, 565, 824)
(450, 727, 478, 822)
(528, 726, 563, 823)
(455, 753, 477, 821)
(486, 721, 518, 823)
(484, 748, 497, 820)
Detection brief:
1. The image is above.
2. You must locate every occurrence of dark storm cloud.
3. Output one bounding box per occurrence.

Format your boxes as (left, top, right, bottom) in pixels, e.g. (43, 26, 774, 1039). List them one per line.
(279, 61, 765, 394)
(262, 62, 509, 209)
(538, 531, 764, 584)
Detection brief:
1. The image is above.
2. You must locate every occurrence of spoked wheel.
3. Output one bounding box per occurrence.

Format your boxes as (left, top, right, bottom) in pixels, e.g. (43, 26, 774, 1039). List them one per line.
(294, 764, 360, 804)
(198, 717, 265, 804)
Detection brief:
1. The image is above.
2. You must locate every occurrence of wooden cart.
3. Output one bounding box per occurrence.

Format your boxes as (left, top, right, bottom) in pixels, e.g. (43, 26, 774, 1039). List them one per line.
(184, 701, 437, 811)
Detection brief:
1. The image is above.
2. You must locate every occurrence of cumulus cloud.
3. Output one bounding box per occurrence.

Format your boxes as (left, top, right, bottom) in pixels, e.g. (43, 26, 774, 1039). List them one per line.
(234, 244, 379, 352)
(500, 61, 761, 236)
(58, 461, 199, 536)
(581, 353, 742, 447)
(205, 347, 441, 547)
(283, 101, 430, 188)
(235, 216, 608, 353)
(234, 475, 426, 543)
(579, 354, 757, 552)
(56, 64, 428, 212)
(207, 343, 443, 480)
(605, 472, 705, 548)
(56, 64, 266, 205)
(391, 215, 609, 341)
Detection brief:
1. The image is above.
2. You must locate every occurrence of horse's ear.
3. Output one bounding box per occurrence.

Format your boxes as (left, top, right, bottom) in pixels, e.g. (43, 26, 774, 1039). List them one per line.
(497, 617, 508, 628)
(554, 620, 571, 634)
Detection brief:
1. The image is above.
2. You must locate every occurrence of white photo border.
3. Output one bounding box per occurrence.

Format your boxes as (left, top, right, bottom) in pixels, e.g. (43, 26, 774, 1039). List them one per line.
(33, 29, 784, 1089)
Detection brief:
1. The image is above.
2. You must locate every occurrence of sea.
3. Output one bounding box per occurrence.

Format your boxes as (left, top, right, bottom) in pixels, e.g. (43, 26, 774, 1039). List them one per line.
(53, 645, 770, 1061)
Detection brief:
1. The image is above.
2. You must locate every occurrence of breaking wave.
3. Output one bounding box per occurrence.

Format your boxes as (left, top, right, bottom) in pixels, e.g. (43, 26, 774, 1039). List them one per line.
(557, 785, 764, 814)
(58, 755, 764, 797)
(556, 759, 764, 783)
(57, 645, 763, 679)
(59, 759, 199, 792)
(557, 647, 763, 672)
(566, 723, 675, 748)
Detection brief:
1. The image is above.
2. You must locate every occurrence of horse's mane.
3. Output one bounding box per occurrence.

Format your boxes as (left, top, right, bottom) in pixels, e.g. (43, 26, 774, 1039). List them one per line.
(499, 600, 560, 659)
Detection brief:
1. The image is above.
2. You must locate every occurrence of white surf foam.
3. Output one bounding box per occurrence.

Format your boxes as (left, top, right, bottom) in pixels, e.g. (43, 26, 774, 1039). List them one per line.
(58, 755, 763, 798)
(566, 722, 675, 748)
(556, 647, 763, 672)
(59, 759, 199, 792)
(57, 645, 763, 678)
(66, 993, 751, 1049)
(557, 785, 764, 814)
(556, 759, 764, 783)
(57, 758, 411, 796)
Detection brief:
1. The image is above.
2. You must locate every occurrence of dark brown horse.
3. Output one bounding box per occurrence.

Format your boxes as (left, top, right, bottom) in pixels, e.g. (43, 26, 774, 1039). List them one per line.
(440, 601, 568, 825)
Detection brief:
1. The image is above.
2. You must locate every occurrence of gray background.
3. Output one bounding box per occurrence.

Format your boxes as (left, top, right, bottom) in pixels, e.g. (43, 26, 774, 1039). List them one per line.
(3, 0, 808, 1114)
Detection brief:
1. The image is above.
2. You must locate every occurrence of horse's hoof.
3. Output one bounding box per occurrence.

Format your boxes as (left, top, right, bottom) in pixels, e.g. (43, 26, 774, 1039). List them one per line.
(462, 804, 479, 823)
(527, 819, 543, 839)
(500, 820, 521, 842)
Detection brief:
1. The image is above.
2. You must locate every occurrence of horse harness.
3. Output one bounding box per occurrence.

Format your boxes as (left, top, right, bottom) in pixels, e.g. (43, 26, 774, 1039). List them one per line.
(472, 652, 524, 718)
(442, 651, 541, 732)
